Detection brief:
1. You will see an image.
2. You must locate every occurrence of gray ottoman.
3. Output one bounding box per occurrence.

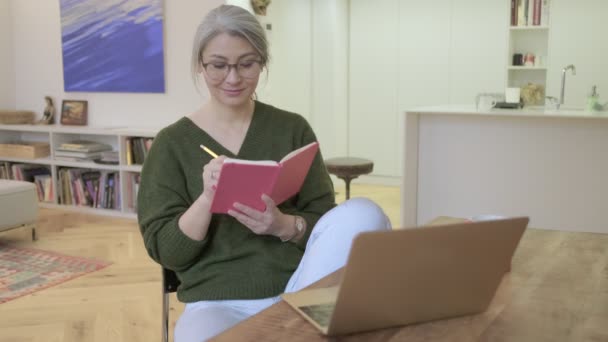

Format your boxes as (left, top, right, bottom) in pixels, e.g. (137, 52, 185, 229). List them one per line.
(0, 179, 39, 240)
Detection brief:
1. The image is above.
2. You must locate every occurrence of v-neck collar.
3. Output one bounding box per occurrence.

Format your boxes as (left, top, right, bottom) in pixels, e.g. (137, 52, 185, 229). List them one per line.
(184, 101, 260, 158)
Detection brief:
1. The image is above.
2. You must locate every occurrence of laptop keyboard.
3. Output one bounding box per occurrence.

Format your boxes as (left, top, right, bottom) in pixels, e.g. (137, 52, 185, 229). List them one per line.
(298, 303, 335, 328)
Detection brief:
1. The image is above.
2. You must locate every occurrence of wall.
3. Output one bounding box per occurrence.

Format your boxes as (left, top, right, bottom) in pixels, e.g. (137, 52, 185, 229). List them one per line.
(11, 0, 222, 127)
(349, 0, 508, 177)
(7, 1, 607, 183)
(0, 0, 15, 109)
(546, 0, 608, 108)
(256, 0, 349, 159)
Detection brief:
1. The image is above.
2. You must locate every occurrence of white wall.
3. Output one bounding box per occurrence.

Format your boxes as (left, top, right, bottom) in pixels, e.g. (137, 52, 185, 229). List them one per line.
(6, 0, 607, 182)
(256, 0, 312, 120)
(11, 0, 222, 127)
(349, 0, 400, 176)
(0, 0, 15, 110)
(309, 0, 349, 158)
(255, 0, 349, 159)
(546, 0, 608, 108)
(350, 0, 509, 177)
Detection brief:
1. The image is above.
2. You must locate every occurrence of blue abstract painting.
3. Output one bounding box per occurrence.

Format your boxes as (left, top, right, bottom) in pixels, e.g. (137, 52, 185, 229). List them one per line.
(60, 0, 165, 93)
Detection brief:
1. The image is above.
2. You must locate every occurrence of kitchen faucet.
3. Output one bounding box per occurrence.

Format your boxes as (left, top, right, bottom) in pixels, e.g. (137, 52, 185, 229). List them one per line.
(559, 64, 576, 109)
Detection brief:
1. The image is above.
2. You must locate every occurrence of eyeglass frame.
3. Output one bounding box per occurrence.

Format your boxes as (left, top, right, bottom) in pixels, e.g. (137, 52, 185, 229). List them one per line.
(200, 58, 264, 81)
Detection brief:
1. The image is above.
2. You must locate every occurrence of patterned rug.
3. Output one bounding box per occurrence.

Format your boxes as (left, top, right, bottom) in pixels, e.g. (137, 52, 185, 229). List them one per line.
(0, 243, 111, 304)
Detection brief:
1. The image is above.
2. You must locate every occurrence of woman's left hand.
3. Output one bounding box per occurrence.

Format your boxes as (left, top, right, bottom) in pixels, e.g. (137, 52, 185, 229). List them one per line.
(228, 194, 290, 238)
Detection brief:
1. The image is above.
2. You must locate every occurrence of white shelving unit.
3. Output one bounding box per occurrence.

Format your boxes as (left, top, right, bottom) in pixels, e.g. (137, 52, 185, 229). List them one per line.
(507, 1, 551, 97)
(507, 26, 549, 89)
(0, 124, 158, 218)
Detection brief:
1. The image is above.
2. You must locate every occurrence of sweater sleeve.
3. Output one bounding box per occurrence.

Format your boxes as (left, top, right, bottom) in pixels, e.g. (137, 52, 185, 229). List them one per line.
(137, 129, 208, 270)
(286, 118, 336, 249)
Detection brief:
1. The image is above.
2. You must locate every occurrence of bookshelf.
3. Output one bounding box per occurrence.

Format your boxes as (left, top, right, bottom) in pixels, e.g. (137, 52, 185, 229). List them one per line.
(507, 0, 551, 101)
(0, 124, 158, 218)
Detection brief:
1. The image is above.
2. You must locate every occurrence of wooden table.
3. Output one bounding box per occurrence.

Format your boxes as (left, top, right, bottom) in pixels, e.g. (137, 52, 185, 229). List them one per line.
(212, 228, 608, 341)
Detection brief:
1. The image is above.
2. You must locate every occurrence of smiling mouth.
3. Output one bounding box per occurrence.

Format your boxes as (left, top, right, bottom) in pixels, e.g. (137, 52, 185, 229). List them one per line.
(223, 89, 243, 95)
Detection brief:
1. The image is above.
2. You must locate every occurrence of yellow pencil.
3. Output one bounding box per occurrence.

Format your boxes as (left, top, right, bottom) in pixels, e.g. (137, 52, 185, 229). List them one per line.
(200, 144, 218, 158)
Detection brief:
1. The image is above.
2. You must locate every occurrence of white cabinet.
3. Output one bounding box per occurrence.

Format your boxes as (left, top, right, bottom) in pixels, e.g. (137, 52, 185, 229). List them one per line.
(0, 124, 157, 218)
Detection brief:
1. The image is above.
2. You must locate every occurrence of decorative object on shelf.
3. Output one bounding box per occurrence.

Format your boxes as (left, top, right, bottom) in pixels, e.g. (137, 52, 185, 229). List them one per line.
(521, 83, 545, 106)
(0, 110, 35, 124)
(512, 53, 523, 66)
(0, 243, 111, 304)
(0, 141, 51, 159)
(59, 0, 165, 93)
(37, 96, 55, 125)
(60, 100, 88, 126)
(251, 0, 271, 15)
(523, 53, 535, 66)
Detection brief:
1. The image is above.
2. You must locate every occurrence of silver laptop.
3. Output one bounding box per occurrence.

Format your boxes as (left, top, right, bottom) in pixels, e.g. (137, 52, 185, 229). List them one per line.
(281, 217, 529, 336)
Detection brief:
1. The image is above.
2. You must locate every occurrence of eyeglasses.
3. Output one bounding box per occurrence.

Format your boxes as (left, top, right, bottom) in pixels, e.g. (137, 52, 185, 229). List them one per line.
(202, 59, 263, 81)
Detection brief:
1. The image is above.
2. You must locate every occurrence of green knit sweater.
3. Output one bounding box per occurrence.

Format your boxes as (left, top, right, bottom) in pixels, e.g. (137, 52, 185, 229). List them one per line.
(137, 101, 336, 303)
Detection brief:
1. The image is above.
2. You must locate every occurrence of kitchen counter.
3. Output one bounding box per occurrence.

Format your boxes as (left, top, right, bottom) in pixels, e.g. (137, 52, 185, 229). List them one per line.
(410, 104, 608, 119)
(402, 105, 608, 233)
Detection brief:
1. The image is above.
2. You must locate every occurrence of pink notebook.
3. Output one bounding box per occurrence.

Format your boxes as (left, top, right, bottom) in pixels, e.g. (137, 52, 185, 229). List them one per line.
(210, 142, 319, 213)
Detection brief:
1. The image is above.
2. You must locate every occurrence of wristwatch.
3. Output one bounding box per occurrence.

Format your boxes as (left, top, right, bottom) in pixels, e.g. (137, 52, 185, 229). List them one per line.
(282, 216, 305, 242)
(294, 215, 305, 236)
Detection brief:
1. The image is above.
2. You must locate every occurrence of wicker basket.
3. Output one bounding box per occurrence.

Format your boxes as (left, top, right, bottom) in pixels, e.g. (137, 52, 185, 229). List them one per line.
(0, 110, 35, 124)
(0, 142, 50, 159)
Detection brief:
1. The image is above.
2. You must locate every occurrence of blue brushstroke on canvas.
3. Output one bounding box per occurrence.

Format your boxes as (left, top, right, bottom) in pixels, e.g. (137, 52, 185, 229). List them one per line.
(60, 0, 165, 93)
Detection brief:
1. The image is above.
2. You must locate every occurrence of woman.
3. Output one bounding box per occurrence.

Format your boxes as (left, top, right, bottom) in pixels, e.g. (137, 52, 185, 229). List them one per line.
(138, 5, 391, 341)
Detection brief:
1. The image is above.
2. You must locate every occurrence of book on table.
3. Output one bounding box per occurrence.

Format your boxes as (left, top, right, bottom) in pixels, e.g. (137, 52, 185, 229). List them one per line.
(210, 141, 319, 214)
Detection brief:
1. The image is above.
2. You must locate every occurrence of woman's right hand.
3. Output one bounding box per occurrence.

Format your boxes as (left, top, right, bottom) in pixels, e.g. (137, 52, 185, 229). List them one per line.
(202, 155, 226, 202)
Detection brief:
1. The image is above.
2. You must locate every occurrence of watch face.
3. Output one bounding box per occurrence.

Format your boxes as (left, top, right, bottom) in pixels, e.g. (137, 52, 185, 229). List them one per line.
(295, 216, 304, 232)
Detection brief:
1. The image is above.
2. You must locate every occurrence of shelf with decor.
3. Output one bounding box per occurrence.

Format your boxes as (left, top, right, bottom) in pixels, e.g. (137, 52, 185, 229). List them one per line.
(507, 66, 547, 70)
(507, 0, 551, 105)
(0, 124, 158, 218)
(509, 25, 548, 31)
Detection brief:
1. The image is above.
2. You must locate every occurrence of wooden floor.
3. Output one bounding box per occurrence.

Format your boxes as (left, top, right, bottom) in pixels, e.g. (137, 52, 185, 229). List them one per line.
(0, 183, 400, 342)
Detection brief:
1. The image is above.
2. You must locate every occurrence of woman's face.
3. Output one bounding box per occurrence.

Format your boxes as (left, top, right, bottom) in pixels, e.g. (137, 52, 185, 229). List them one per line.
(200, 33, 262, 108)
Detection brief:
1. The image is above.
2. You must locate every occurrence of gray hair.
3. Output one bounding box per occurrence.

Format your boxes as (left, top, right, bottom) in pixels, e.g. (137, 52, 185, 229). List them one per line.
(191, 5, 269, 87)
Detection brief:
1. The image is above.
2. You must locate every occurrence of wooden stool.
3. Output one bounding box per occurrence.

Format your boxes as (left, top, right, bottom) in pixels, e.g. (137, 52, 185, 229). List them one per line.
(324, 157, 374, 200)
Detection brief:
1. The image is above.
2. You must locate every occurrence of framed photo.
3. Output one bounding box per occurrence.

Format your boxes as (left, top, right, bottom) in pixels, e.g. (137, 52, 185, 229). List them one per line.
(60, 100, 88, 126)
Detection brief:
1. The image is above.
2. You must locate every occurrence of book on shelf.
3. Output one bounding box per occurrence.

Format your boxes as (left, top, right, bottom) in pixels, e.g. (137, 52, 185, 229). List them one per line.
(540, 0, 550, 26)
(511, 0, 549, 26)
(210, 142, 319, 214)
(0, 161, 12, 179)
(57, 168, 120, 209)
(57, 140, 112, 153)
(125, 137, 153, 165)
(93, 150, 119, 165)
(54, 150, 104, 160)
(33, 174, 52, 202)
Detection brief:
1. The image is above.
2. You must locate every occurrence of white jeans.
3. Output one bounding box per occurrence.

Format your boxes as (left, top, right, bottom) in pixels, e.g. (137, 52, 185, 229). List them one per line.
(174, 197, 392, 342)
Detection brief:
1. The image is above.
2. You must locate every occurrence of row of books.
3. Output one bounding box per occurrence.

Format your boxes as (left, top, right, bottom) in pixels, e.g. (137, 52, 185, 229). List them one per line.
(126, 137, 153, 165)
(0, 162, 53, 202)
(124, 172, 141, 211)
(57, 168, 120, 209)
(1, 161, 139, 210)
(511, 0, 549, 27)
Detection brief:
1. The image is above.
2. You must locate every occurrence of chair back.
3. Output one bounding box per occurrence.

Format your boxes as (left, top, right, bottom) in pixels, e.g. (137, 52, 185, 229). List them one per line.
(163, 267, 180, 293)
(162, 267, 180, 342)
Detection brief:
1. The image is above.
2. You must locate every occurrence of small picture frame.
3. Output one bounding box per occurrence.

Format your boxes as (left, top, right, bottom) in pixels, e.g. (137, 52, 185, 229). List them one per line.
(60, 100, 88, 126)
